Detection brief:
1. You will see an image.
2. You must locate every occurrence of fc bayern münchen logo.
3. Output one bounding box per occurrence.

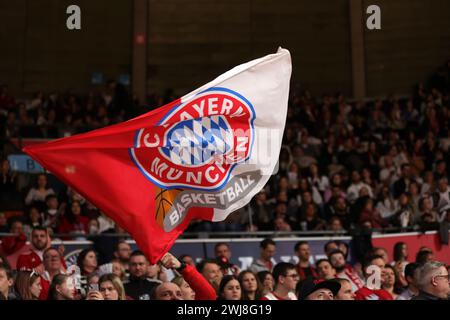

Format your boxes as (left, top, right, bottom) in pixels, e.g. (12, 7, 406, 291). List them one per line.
(129, 87, 255, 191)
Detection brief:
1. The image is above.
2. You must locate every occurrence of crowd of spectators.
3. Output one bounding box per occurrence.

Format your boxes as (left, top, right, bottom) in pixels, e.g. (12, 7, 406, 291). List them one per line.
(0, 231, 448, 300)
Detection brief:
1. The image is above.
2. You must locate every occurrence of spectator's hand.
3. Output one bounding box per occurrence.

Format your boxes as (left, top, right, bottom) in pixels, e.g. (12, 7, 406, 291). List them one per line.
(86, 291, 104, 300)
(160, 252, 181, 269)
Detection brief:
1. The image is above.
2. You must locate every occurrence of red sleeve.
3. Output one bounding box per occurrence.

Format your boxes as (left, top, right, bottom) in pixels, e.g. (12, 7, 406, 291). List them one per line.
(180, 264, 217, 300)
(260, 296, 269, 300)
(1, 234, 27, 255)
(354, 288, 367, 300)
(376, 289, 394, 300)
(39, 277, 50, 300)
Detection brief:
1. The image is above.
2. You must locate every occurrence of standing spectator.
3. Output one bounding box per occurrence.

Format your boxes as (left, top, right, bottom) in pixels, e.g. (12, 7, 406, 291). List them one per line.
(238, 270, 262, 300)
(397, 263, 420, 300)
(412, 261, 450, 300)
(249, 238, 276, 273)
(14, 270, 42, 300)
(261, 262, 298, 300)
(25, 174, 55, 210)
(123, 250, 160, 300)
(335, 278, 356, 300)
(294, 241, 318, 280)
(329, 250, 364, 292)
(218, 275, 242, 300)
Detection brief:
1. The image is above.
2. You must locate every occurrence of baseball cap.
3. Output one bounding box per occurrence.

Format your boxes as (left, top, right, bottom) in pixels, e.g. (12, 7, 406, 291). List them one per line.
(298, 279, 341, 300)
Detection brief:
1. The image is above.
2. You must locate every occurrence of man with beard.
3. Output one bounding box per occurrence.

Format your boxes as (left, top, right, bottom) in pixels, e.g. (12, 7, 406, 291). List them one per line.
(329, 249, 364, 292)
(294, 241, 318, 280)
(16, 226, 51, 272)
(113, 240, 132, 275)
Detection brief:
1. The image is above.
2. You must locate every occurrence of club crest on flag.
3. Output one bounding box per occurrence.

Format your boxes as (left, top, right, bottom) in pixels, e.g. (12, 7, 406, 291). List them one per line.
(129, 87, 255, 191)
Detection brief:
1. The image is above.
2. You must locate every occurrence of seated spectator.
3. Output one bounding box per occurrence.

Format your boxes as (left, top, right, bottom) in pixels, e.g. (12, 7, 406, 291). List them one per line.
(76, 248, 98, 277)
(196, 259, 223, 293)
(347, 170, 374, 203)
(334, 278, 356, 300)
(412, 261, 450, 300)
(217, 275, 242, 300)
(57, 201, 89, 238)
(354, 254, 393, 300)
(47, 274, 75, 300)
(86, 273, 127, 300)
(17, 226, 51, 271)
(14, 270, 42, 300)
(0, 264, 14, 300)
(298, 203, 326, 231)
(249, 238, 276, 274)
(124, 250, 160, 300)
(315, 259, 336, 280)
(25, 174, 55, 211)
(261, 262, 298, 300)
(397, 263, 420, 300)
(238, 270, 262, 300)
(151, 282, 182, 300)
(294, 241, 318, 280)
(329, 250, 364, 293)
(359, 197, 387, 229)
(256, 271, 274, 296)
(381, 264, 401, 299)
(391, 193, 415, 228)
(297, 278, 341, 300)
(1, 220, 27, 258)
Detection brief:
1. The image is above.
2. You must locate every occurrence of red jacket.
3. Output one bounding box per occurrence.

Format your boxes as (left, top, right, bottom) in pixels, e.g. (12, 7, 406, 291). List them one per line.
(39, 277, 50, 300)
(17, 251, 42, 270)
(57, 216, 89, 237)
(180, 264, 216, 300)
(355, 287, 393, 300)
(1, 233, 27, 255)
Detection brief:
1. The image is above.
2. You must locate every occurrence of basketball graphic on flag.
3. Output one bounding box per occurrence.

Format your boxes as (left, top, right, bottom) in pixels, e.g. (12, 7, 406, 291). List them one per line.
(154, 187, 183, 228)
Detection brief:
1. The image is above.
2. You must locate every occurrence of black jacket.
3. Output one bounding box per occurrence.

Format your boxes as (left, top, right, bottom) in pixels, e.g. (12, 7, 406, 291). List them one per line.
(124, 277, 161, 300)
(411, 290, 445, 300)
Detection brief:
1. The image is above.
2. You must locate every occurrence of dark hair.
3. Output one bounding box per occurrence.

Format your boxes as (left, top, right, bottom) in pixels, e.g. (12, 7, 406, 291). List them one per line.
(130, 250, 147, 260)
(65, 200, 84, 224)
(47, 274, 70, 300)
(14, 271, 40, 300)
(214, 242, 230, 252)
(76, 248, 97, 274)
(218, 275, 241, 300)
(415, 250, 433, 265)
(31, 226, 48, 234)
(294, 241, 309, 252)
(404, 262, 420, 280)
(178, 254, 193, 262)
(324, 240, 338, 255)
(196, 259, 219, 274)
(363, 254, 385, 270)
(272, 262, 296, 285)
(45, 194, 57, 202)
(260, 238, 276, 249)
(114, 240, 129, 252)
(256, 271, 272, 284)
(315, 259, 331, 269)
(393, 242, 407, 261)
(0, 264, 13, 280)
(328, 249, 345, 260)
(238, 270, 263, 300)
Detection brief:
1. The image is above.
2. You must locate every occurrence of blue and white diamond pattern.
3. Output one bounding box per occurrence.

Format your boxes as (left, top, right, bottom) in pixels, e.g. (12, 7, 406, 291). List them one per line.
(161, 115, 233, 166)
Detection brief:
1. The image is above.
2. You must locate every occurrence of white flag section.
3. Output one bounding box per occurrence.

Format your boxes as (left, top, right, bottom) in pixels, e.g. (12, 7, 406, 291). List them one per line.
(160, 47, 292, 227)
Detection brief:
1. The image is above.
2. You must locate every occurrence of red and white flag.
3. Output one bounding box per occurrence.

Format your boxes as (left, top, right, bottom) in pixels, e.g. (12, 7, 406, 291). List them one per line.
(24, 48, 292, 263)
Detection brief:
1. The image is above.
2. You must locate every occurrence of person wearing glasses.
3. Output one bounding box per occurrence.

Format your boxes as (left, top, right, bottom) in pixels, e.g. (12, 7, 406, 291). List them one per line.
(261, 262, 298, 300)
(412, 261, 450, 300)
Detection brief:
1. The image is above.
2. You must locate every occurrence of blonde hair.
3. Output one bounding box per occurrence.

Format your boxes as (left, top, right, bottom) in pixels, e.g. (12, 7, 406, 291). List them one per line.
(98, 273, 126, 300)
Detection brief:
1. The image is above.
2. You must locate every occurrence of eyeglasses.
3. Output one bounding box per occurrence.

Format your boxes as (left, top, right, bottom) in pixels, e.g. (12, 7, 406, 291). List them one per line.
(284, 274, 300, 279)
(434, 274, 450, 281)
